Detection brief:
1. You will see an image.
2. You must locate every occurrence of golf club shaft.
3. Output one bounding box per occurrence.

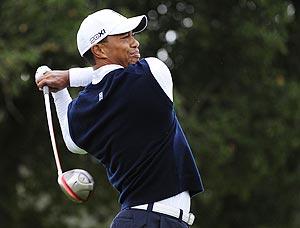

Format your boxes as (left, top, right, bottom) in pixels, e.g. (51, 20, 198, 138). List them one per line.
(43, 86, 63, 176)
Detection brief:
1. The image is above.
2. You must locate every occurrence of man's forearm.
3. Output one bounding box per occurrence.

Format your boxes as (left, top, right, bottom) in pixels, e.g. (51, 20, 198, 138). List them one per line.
(69, 67, 93, 87)
(52, 89, 87, 154)
(36, 67, 93, 92)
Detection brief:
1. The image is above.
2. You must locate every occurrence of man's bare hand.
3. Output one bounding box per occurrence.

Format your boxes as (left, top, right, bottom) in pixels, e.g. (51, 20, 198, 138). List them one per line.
(36, 70, 70, 93)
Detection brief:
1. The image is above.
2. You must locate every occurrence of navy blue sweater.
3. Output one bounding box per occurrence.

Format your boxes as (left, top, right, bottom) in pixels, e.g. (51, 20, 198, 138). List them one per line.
(68, 59, 204, 209)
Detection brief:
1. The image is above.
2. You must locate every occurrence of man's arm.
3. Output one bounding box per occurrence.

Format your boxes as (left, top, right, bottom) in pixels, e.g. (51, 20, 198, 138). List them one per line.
(36, 67, 93, 91)
(145, 57, 173, 102)
(69, 67, 93, 87)
(52, 89, 87, 154)
(36, 67, 93, 154)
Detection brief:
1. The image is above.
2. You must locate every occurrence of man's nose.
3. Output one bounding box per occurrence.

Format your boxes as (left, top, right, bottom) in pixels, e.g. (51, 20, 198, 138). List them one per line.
(131, 36, 139, 48)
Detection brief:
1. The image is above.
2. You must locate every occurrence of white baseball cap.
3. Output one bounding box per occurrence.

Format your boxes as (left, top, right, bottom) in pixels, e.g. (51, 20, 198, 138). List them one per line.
(77, 9, 148, 56)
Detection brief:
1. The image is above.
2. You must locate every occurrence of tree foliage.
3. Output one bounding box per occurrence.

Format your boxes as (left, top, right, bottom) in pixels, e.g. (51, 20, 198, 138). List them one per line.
(0, 0, 299, 227)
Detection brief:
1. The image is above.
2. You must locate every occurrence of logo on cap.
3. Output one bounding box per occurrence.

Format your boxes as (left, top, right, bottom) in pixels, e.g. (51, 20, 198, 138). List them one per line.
(90, 29, 106, 44)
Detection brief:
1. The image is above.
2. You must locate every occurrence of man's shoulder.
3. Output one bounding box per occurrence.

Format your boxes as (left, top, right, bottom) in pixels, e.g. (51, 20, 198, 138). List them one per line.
(144, 57, 171, 77)
(144, 57, 165, 66)
(124, 57, 170, 77)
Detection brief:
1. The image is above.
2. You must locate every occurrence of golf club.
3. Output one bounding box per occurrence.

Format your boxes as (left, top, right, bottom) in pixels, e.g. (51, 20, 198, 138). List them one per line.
(35, 66, 94, 203)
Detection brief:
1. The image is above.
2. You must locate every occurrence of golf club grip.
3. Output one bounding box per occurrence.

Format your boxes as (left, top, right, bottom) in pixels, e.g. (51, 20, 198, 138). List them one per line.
(43, 86, 63, 176)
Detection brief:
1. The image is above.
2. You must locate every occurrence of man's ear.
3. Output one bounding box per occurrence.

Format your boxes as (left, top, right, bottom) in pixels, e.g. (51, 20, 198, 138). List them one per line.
(91, 44, 107, 59)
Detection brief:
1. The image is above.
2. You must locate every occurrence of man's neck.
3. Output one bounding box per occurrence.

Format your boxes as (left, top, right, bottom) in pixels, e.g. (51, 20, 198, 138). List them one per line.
(93, 59, 124, 70)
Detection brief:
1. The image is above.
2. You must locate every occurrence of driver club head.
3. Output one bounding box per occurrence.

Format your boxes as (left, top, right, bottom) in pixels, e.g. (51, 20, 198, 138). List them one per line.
(58, 169, 94, 203)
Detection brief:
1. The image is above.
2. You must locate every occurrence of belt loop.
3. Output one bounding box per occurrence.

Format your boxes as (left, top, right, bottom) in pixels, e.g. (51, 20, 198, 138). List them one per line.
(179, 209, 183, 221)
(147, 203, 154, 212)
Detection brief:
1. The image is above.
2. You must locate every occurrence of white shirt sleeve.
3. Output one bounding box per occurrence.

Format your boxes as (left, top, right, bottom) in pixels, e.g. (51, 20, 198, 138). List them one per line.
(145, 57, 173, 102)
(51, 89, 88, 154)
(69, 67, 93, 87)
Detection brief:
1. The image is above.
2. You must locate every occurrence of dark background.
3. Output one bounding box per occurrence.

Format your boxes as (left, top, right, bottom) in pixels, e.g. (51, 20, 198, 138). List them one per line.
(0, 0, 299, 227)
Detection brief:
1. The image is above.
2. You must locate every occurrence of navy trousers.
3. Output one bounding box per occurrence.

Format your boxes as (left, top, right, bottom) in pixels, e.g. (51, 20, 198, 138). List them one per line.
(110, 209, 189, 228)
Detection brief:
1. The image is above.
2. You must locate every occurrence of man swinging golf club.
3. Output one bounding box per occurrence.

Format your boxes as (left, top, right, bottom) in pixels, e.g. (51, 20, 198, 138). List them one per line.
(36, 9, 204, 227)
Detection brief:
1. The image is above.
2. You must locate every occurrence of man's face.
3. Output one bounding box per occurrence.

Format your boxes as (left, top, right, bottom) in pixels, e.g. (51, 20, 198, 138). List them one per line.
(102, 31, 140, 67)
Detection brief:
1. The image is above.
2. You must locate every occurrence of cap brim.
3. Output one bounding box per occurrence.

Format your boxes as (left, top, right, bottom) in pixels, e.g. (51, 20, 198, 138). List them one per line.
(110, 15, 147, 35)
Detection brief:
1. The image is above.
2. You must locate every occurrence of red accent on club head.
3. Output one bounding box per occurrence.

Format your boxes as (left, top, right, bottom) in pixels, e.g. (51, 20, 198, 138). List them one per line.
(61, 175, 83, 203)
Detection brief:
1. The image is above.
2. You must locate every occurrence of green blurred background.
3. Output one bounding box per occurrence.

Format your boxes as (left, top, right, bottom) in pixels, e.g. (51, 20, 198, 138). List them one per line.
(0, 0, 299, 227)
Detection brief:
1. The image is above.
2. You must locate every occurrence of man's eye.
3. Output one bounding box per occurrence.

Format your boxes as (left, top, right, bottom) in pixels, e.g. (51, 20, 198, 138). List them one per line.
(121, 33, 130, 38)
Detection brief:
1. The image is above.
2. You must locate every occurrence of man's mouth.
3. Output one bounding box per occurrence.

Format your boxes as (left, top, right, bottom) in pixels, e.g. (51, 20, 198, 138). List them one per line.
(130, 49, 140, 58)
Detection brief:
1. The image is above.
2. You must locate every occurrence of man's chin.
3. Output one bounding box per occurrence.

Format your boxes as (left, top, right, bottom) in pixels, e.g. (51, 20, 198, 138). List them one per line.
(130, 57, 140, 64)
